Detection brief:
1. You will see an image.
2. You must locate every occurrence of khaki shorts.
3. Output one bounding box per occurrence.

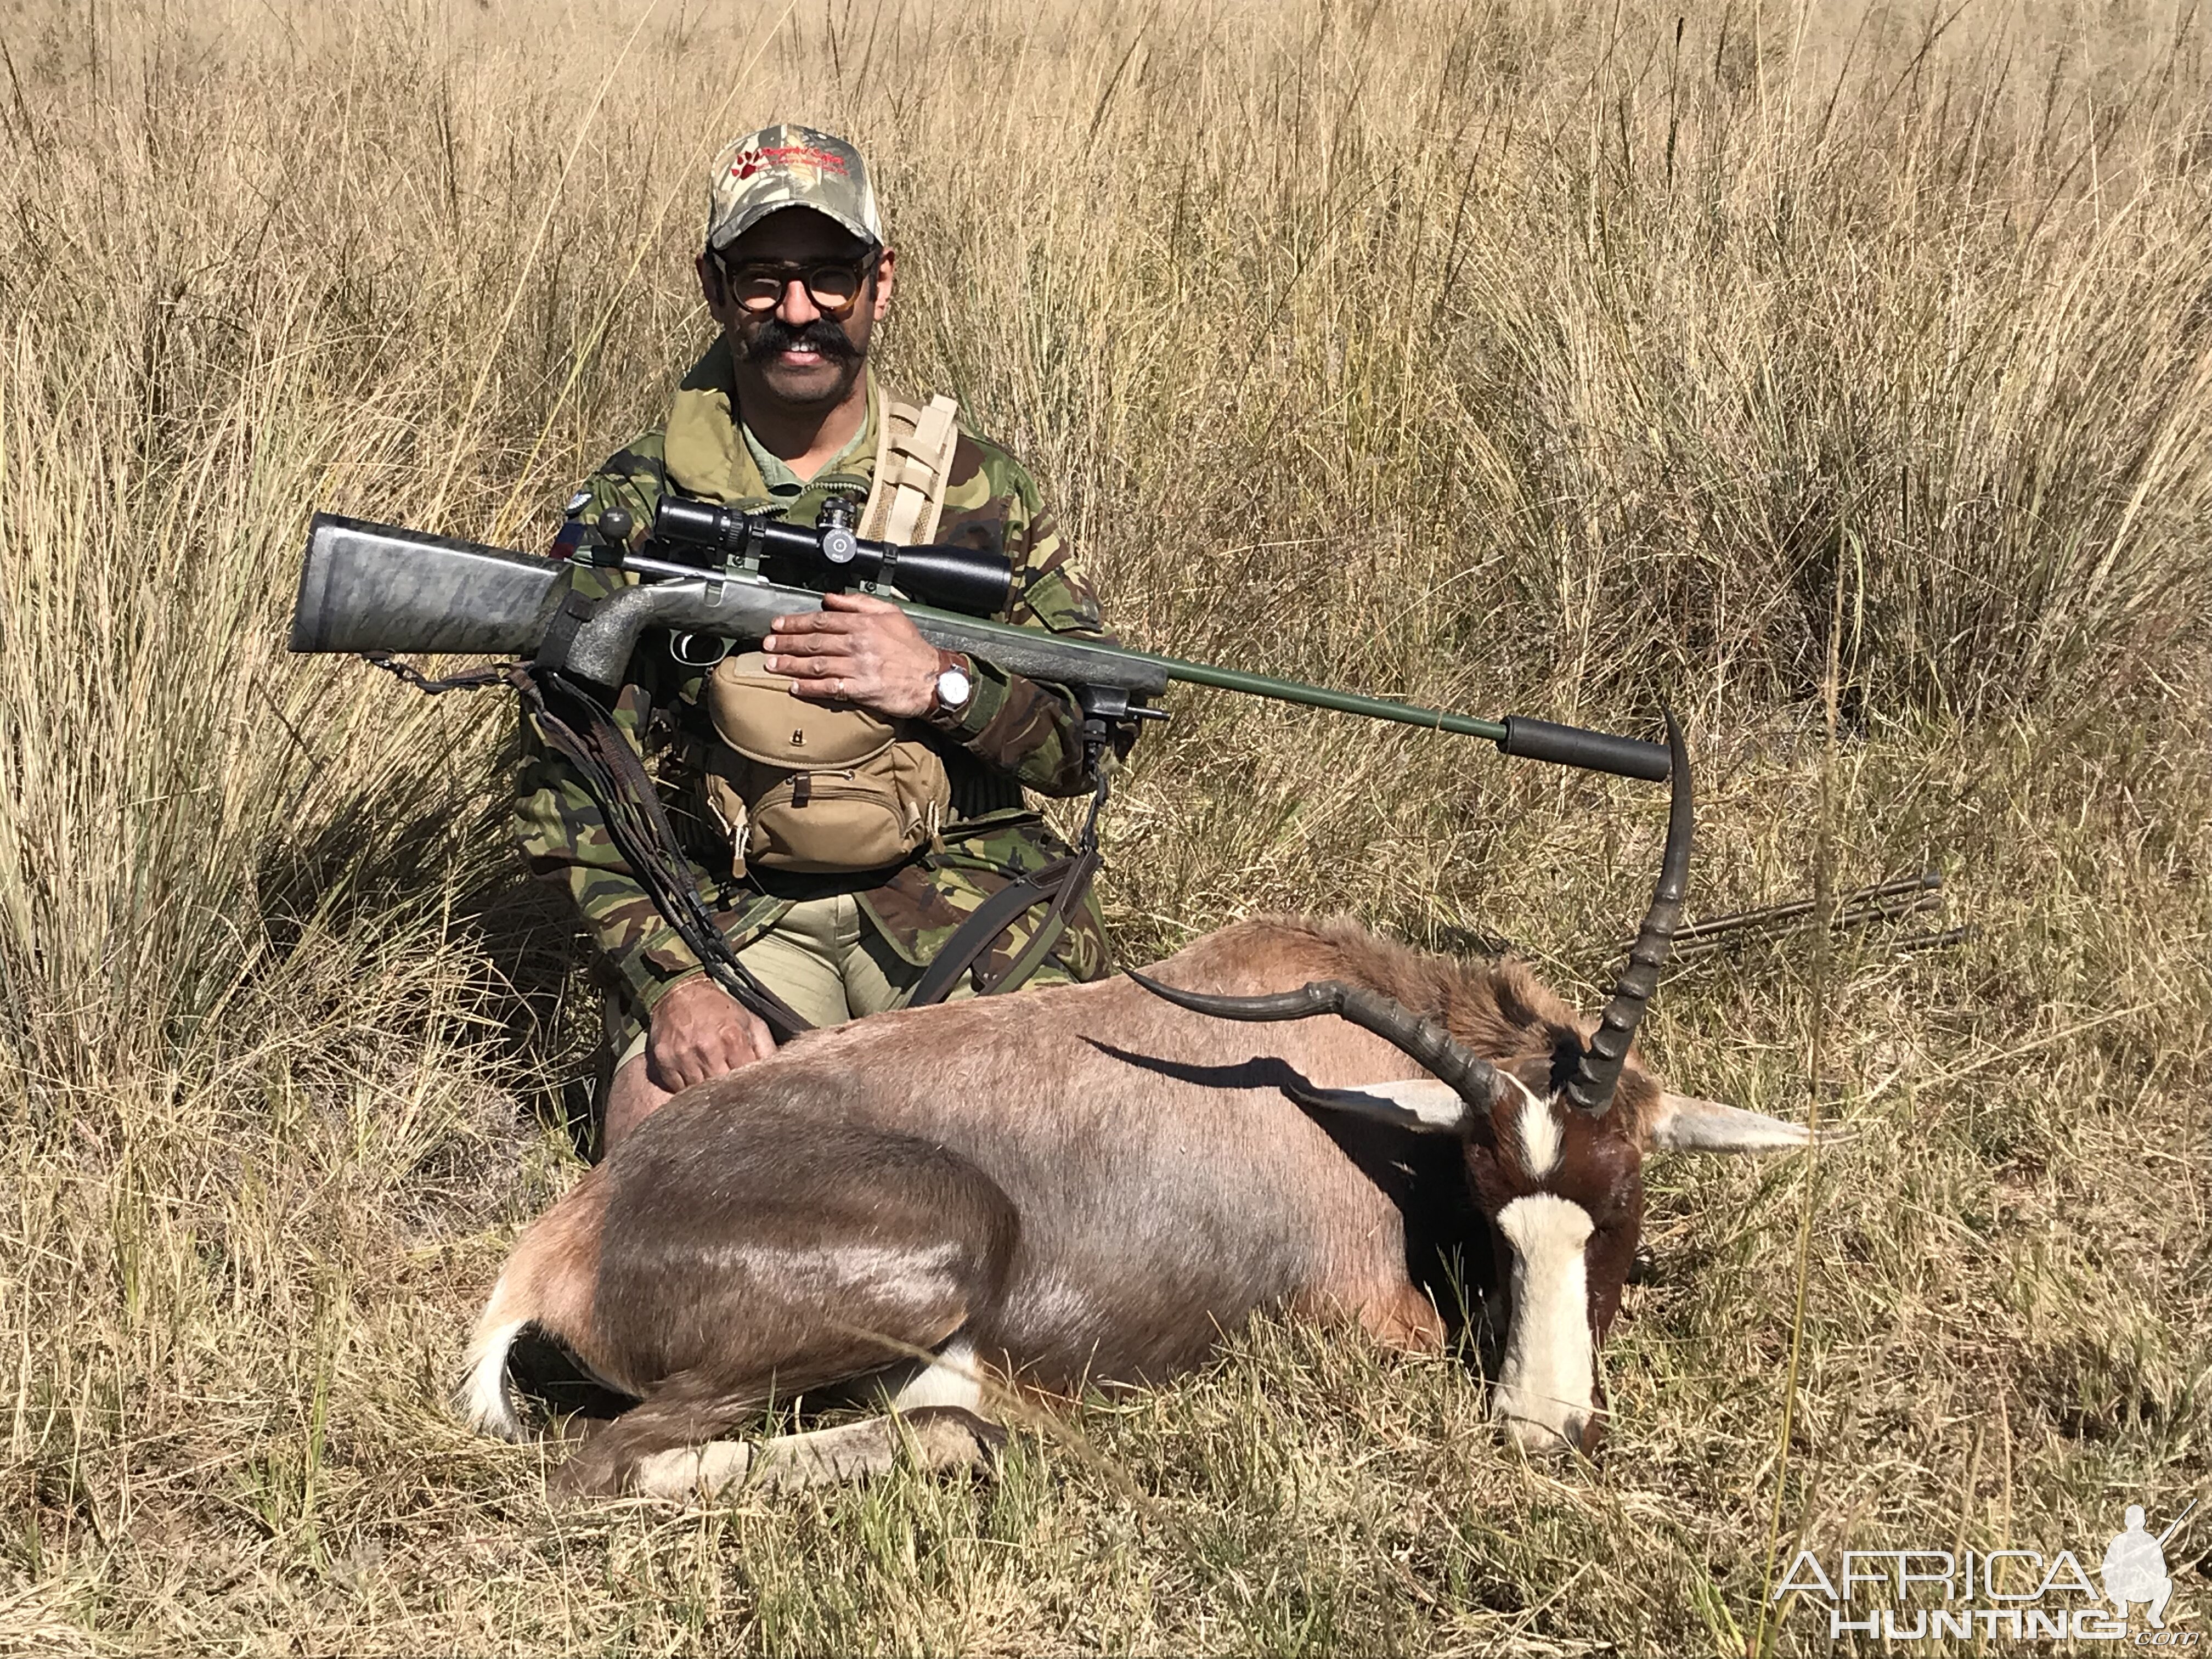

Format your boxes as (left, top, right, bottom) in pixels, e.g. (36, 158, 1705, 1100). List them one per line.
(619, 891, 1070, 1068)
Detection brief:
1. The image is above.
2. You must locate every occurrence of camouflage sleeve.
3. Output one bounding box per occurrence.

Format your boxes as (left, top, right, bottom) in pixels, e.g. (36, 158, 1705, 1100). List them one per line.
(930, 438, 1120, 797)
(511, 441, 708, 1012)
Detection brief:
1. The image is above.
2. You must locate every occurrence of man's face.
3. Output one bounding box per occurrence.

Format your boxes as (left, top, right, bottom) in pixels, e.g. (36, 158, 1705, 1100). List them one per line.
(698, 208, 896, 412)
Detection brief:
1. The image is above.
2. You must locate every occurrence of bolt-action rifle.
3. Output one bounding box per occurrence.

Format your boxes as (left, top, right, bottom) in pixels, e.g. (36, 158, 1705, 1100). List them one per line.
(287, 497, 1672, 1039)
(288, 496, 1672, 781)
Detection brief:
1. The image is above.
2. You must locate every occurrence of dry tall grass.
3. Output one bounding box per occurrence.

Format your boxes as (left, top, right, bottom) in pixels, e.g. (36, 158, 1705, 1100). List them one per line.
(1, 0, 2207, 1652)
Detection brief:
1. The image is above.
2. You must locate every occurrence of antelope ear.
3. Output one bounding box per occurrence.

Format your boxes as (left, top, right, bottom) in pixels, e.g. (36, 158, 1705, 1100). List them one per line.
(1282, 1076, 1471, 1133)
(1648, 1092, 1844, 1154)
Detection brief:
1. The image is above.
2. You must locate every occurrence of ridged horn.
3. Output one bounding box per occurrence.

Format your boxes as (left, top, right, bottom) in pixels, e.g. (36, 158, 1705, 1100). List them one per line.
(1125, 970, 1504, 1109)
(1565, 705, 1692, 1115)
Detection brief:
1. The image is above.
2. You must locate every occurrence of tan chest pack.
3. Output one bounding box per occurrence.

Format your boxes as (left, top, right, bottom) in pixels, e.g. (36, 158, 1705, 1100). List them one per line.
(699, 392, 966, 879)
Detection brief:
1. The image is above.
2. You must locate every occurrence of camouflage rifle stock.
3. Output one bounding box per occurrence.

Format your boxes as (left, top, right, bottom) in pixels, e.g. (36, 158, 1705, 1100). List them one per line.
(289, 509, 1671, 782)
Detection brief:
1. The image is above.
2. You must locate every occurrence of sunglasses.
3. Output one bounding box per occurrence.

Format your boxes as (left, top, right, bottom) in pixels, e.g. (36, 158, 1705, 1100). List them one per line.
(710, 253, 880, 319)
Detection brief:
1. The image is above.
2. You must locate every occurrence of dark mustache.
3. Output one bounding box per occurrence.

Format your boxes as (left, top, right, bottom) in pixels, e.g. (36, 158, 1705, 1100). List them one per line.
(747, 317, 856, 361)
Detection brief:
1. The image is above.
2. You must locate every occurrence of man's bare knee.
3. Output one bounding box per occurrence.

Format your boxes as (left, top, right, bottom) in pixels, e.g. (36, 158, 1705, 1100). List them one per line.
(603, 1054, 672, 1156)
(604, 1042, 782, 1156)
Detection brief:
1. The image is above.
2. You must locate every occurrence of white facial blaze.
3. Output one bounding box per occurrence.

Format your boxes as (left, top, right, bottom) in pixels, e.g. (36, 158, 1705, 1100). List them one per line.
(1491, 1194, 1596, 1452)
(1508, 1075, 1563, 1178)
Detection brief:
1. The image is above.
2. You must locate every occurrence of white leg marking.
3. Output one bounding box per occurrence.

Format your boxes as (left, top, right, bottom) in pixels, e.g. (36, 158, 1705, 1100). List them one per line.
(1508, 1075, 1564, 1179)
(1490, 1194, 1595, 1453)
(635, 1414, 994, 1500)
(628, 1338, 995, 1503)
(634, 1440, 755, 1498)
(890, 1336, 983, 1414)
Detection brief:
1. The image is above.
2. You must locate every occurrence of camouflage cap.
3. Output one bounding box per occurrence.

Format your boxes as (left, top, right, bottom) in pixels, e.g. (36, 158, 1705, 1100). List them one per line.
(704, 125, 884, 252)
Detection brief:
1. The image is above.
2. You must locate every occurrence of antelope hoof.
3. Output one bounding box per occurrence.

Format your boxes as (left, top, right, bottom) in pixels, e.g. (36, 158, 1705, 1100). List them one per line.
(900, 1406, 1009, 1475)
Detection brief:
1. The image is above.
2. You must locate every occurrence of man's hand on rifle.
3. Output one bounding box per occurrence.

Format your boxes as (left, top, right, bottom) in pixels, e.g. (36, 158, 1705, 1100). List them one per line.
(647, 974, 776, 1090)
(764, 590, 944, 719)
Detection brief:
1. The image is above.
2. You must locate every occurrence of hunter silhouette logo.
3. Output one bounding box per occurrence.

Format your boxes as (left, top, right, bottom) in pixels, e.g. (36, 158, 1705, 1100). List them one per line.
(2104, 1502, 2194, 1631)
(1774, 1497, 2199, 1644)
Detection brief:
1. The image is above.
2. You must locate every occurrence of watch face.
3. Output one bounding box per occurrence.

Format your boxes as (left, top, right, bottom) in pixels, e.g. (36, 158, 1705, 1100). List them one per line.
(936, 667, 973, 710)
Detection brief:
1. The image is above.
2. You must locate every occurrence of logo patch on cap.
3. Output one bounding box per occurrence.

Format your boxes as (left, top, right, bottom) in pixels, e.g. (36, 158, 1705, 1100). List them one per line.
(729, 144, 851, 182)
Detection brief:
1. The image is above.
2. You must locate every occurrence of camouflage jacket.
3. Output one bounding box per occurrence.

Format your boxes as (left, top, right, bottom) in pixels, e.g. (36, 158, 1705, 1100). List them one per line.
(513, 343, 1124, 1030)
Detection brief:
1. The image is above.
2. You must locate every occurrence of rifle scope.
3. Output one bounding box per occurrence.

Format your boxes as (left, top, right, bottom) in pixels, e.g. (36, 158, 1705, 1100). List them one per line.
(648, 496, 1014, 619)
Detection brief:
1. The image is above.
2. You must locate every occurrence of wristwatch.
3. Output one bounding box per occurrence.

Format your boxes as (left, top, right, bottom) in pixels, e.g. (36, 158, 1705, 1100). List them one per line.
(931, 652, 975, 720)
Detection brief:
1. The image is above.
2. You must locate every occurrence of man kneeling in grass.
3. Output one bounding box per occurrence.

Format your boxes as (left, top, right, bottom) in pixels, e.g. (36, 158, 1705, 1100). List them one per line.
(516, 125, 1134, 1153)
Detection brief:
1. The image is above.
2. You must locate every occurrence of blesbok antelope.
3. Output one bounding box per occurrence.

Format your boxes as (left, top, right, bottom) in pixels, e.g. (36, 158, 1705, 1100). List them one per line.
(464, 715, 1825, 1495)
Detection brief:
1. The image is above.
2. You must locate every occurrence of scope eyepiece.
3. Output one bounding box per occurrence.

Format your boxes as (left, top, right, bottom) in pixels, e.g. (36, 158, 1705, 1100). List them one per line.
(653, 496, 755, 558)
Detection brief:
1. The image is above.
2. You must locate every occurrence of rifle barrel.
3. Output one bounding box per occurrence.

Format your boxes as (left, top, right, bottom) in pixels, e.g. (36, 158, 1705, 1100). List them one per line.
(1103, 649, 1667, 779)
(2156, 1498, 2198, 1548)
(1138, 652, 1508, 743)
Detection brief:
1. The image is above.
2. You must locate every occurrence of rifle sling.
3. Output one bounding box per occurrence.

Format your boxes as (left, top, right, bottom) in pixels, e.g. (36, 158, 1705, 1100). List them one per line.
(985, 842, 1100, 991)
(911, 733, 1116, 1007)
(516, 668, 812, 1042)
(907, 843, 1098, 1007)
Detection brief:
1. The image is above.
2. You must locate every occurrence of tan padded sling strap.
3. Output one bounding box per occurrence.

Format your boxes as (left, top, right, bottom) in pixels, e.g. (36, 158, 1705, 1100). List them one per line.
(851, 386, 1104, 1006)
(860, 392, 961, 548)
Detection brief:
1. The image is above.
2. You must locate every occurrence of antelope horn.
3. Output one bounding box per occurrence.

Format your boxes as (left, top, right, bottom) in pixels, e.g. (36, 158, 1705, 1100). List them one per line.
(1125, 970, 1504, 1108)
(1565, 704, 1692, 1114)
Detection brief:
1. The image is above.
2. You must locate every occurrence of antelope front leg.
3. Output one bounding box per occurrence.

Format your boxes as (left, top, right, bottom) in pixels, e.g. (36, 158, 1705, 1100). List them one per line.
(1291, 1279, 1446, 1352)
(633, 1409, 1008, 1498)
(1358, 1281, 1447, 1352)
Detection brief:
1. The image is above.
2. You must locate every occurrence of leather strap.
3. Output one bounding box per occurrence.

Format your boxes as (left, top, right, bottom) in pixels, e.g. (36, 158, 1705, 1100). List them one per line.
(907, 845, 1098, 1007)
(977, 842, 1099, 995)
(517, 669, 813, 1041)
(911, 746, 1114, 1007)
